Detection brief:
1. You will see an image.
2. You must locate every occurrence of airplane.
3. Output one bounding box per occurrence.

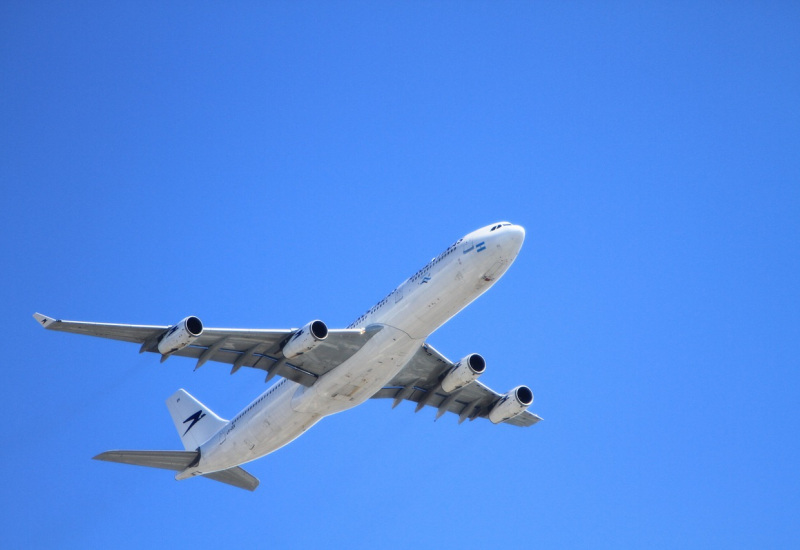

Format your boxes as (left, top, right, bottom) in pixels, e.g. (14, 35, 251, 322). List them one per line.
(34, 222, 540, 491)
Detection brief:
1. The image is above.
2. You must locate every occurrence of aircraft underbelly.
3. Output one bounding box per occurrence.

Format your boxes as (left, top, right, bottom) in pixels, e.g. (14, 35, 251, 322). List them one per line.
(291, 325, 421, 415)
(198, 384, 322, 472)
(197, 328, 420, 472)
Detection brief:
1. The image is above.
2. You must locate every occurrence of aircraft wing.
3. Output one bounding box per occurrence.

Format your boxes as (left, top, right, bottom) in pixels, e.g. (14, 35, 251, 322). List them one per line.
(371, 342, 541, 427)
(33, 313, 381, 387)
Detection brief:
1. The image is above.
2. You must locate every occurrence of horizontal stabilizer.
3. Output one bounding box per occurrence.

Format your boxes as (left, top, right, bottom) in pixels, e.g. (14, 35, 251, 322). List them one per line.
(94, 450, 199, 471)
(94, 450, 260, 491)
(203, 467, 260, 491)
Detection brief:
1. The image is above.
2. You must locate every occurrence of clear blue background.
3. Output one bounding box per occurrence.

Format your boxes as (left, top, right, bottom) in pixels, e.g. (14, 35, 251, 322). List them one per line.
(2, 2, 798, 548)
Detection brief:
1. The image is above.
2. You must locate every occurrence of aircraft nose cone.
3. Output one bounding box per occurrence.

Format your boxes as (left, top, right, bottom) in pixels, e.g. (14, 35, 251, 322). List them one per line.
(507, 224, 525, 253)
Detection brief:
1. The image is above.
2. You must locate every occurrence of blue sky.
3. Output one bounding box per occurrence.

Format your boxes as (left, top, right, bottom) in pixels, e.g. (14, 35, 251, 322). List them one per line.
(2, 2, 799, 548)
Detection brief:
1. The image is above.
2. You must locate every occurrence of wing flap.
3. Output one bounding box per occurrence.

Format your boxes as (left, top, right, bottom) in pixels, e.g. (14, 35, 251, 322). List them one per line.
(373, 380, 498, 422)
(166, 327, 381, 384)
(503, 410, 543, 427)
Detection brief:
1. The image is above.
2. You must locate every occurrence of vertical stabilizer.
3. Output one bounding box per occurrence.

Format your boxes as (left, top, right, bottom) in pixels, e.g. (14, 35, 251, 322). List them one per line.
(166, 389, 228, 450)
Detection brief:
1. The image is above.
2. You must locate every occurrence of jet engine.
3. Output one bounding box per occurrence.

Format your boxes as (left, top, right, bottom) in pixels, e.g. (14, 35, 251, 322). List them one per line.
(282, 320, 328, 359)
(157, 316, 203, 355)
(441, 353, 486, 393)
(488, 385, 533, 424)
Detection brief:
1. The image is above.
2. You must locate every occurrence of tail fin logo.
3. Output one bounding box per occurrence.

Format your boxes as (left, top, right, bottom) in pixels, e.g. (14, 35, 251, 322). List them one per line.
(183, 410, 207, 436)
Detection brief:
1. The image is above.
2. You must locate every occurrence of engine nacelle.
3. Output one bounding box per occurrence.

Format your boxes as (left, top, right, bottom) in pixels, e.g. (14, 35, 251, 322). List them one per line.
(488, 385, 533, 424)
(158, 316, 203, 355)
(441, 353, 486, 393)
(282, 320, 328, 359)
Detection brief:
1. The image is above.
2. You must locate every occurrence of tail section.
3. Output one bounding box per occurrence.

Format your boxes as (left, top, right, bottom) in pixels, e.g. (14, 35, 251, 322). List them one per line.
(94, 450, 259, 491)
(202, 466, 260, 491)
(166, 389, 228, 450)
(93, 389, 259, 491)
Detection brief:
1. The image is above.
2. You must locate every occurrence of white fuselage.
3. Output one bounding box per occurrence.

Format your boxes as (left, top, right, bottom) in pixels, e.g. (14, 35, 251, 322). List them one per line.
(185, 223, 525, 477)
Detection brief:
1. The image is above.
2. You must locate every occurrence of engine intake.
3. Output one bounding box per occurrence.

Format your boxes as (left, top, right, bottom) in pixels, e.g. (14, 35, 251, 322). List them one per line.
(441, 353, 486, 393)
(282, 320, 328, 359)
(488, 385, 533, 424)
(158, 316, 203, 355)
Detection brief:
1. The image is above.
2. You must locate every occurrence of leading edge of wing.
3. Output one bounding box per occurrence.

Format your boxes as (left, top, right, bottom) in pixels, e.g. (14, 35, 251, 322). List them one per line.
(33, 313, 166, 343)
(33, 313, 299, 343)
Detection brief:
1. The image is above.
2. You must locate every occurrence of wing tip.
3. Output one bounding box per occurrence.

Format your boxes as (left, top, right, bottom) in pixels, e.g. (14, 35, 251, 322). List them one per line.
(33, 312, 57, 328)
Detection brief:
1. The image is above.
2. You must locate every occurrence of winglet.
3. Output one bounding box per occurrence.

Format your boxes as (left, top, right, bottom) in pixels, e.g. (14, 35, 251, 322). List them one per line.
(33, 313, 57, 329)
